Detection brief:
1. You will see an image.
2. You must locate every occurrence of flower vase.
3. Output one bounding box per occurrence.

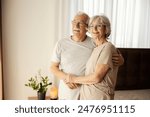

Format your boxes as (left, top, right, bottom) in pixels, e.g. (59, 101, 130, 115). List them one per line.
(37, 91, 46, 100)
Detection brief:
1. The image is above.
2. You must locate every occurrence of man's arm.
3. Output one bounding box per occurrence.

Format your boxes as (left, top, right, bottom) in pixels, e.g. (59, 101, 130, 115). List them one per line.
(50, 62, 67, 79)
(50, 62, 79, 89)
(112, 49, 124, 66)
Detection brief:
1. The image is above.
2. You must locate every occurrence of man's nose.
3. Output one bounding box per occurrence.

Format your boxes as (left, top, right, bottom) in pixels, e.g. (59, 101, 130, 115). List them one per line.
(75, 23, 80, 28)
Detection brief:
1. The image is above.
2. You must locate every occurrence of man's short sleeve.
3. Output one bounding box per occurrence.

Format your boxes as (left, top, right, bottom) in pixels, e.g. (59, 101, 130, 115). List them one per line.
(51, 41, 61, 63)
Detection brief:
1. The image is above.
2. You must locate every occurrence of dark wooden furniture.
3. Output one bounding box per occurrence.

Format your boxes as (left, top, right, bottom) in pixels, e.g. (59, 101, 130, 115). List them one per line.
(115, 48, 150, 90)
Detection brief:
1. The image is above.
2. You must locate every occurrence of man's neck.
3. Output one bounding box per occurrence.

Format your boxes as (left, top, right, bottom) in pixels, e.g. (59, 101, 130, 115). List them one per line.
(72, 35, 87, 42)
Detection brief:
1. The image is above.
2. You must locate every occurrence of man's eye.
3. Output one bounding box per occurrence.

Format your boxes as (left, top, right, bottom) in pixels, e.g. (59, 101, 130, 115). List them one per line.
(89, 26, 93, 28)
(97, 25, 103, 28)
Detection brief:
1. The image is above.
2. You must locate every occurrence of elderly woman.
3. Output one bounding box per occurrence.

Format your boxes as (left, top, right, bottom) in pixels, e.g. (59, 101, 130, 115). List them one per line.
(64, 15, 118, 100)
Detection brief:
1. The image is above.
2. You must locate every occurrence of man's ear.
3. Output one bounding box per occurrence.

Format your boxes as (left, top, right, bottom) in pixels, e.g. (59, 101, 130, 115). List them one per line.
(85, 26, 88, 31)
(86, 27, 90, 33)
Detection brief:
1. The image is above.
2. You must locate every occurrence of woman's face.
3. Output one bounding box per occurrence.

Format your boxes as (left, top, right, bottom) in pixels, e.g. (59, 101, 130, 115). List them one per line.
(88, 19, 106, 40)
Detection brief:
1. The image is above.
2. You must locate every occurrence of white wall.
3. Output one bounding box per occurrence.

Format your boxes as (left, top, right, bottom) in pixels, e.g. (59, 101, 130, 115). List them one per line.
(2, 0, 58, 99)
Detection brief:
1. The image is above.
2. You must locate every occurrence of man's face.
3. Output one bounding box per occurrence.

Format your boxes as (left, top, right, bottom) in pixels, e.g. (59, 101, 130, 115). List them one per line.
(72, 15, 88, 37)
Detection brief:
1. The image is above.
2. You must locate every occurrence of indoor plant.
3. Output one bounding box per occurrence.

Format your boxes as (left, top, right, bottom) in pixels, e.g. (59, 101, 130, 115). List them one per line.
(25, 70, 52, 100)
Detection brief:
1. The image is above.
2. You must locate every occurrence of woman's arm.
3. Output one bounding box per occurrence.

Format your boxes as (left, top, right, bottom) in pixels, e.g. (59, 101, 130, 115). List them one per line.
(65, 64, 110, 85)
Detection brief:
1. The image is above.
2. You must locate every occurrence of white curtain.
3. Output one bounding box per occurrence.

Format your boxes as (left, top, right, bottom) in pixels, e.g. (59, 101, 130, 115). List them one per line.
(54, 0, 150, 48)
(53, 0, 72, 44)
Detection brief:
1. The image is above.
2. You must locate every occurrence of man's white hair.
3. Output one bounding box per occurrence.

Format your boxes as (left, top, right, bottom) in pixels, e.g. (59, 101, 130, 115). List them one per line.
(75, 11, 90, 25)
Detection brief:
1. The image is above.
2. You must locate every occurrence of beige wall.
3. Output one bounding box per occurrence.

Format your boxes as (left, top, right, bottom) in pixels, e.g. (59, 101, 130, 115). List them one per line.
(2, 0, 58, 99)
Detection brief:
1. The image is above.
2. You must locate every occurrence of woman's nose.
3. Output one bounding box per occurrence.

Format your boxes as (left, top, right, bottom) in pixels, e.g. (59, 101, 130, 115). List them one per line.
(93, 26, 98, 31)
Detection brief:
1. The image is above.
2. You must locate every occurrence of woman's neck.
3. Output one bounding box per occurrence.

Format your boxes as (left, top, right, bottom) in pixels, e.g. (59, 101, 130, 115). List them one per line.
(96, 38, 107, 46)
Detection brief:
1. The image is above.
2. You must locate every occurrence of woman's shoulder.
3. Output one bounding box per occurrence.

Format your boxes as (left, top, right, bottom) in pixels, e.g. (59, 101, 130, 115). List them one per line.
(104, 42, 116, 49)
(103, 42, 117, 53)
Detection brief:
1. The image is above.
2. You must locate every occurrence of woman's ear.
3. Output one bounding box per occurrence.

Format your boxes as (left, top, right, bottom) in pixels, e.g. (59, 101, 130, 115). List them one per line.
(104, 28, 108, 37)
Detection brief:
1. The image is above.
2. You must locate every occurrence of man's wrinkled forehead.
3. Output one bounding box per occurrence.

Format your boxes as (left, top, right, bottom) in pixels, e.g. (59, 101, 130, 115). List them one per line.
(73, 15, 88, 23)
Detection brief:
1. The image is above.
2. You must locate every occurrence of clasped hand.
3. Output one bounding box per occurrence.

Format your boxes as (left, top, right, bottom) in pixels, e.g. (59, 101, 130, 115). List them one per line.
(64, 74, 79, 89)
(64, 74, 72, 83)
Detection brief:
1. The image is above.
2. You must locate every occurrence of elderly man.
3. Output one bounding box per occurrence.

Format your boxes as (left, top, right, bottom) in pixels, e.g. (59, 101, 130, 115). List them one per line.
(50, 12, 124, 100)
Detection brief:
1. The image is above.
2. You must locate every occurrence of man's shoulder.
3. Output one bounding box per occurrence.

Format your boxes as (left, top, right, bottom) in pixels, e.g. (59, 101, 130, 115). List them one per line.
(56, 36, 71, 44)
(85, 36, 96, 48)
(86, 35, 92, 40)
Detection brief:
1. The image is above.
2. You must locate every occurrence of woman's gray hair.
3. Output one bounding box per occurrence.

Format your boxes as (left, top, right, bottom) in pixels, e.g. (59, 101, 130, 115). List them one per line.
(89, 15, 111, 38)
